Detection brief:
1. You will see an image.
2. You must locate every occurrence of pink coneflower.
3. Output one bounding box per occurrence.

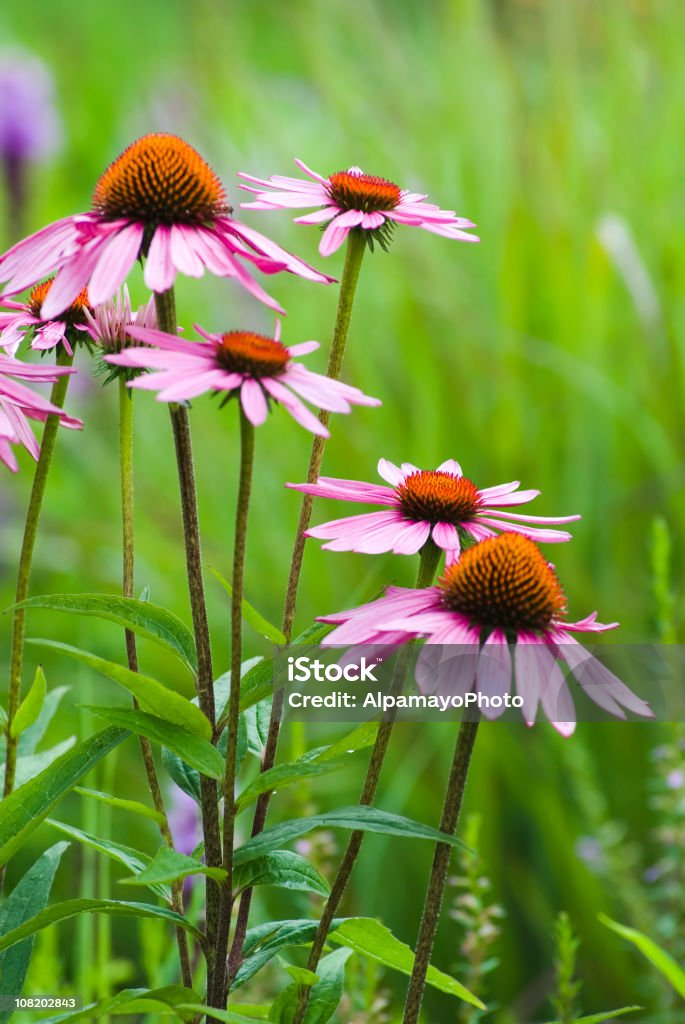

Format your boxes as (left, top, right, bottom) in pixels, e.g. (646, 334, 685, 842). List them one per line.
(0, 278, 91, 355)
(238, 160, 479, 255)
(105, 322, 380, 436)
(290, 459, 579, 563)
(320, 533, 653, 735)
(83, 285, 157, 354)
(0, 134, 333, 319)
(0, 355, 81, 471)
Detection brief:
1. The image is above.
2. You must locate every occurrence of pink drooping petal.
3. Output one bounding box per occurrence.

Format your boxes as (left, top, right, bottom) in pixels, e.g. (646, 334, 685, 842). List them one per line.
(125, 324, 202, 353)
(88, 222, 144, 305)
(144, 226, 175, 292)
(475, 630, 512, 719)
(293, 158, 329, 183)
(556, 636, 653, 718)
(40, 241, 103, 319)
(240, 378, 269, 426)
(361, 212, 386, 229)
(156, 370, 228, 403)
(287, 340, 320, 356)
(512, 635, 548, 725)
(286, 477, 396, 505)
(479, 488, 541, 507)
(463, 522, 496, 543)
(282, 366, 354, 412)
(170, 225, 206, 278)
(537, 653, 576, 737)
(0, 216, 84, 293)
(431, 521, 460, 552)
(320, 219, 351, 257)
(476, 518, 574, 543)
(31, 322, 69, 353)
(261, 378, 328, 436)
(391, 519, 431, 555)
(223, 219, 334, 283)
(294, 208, 339, 226)
(416, 640, 479, 700)
(482, 508, 581, 525)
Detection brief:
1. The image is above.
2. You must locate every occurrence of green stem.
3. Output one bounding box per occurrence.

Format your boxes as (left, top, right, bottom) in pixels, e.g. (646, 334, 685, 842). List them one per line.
(154, 288, 222, 1007)
(402, 717, 480, 1024)
(226, 230, 366, 984)
(118, 377, 192, 990)
(2, 348, 74, 815)
(292, 540, 442, 1024)
(214, 408, 255, 1007)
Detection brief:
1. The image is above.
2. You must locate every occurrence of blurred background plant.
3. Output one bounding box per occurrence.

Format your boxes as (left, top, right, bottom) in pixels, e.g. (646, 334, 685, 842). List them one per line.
(0, 0, 683, 1020)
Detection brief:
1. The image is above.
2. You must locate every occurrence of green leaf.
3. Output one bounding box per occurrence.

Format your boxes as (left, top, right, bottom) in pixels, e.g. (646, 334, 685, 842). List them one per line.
(46, 820, 171, 902)
(600, 913, 685, 998)
(82, 705, 224, 780)
(301, 947, 352, 1024)
(235, 806, 469, 866)
(121, 846, 227, 887)
(74, 787, 165, 826)
(10, 664, 47, 739)
(329, 917, 485, 1008)
(314, 720, 380, 762)
(162, 747, 202, 805)
(245, 699, 272, 757)
(234, 851, 329, 898)
(37, 986, 201, 1022)
(236, 755, 347, 811)
(29, 640, 210, 739)
(1, 738, 76, 790)
(177, 1008, 266, 1024)
(542, 1008, 641, 1024)
(234, 920, 343, 990)
(209, 567, 287, 644)
(0, 727, 128, 867)
(0, 842, 68, 1023)
(15, 593, 197, 674)
(18, 685, 69, 755)
(0, 899, 205, 955)
(212, 659, 263, 725)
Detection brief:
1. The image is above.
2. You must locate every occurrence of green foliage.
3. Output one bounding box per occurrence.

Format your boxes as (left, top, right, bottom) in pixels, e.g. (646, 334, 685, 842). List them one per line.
(234, 920, 342, 990)
(14, 593, 198, 674)
(551, 912, 582, 1024)
(0, 842, 68, 1022)
(270, 948, 352, 1024)
(542, 1009, 641, 1024)
(38, 985, 201, 1022)
(74, 787, 165, 826)
(600, 915, 685, 999)
(236, 752, 347, 811)
(9, 664, 47, 739)
(329, 918, 484, 1008)
(0, 727, 128, 866)
(233, 850, 330, 898)
(81, 705, 224, 779)
(30, 640, 210, 737)
(120, 846, 227, 887)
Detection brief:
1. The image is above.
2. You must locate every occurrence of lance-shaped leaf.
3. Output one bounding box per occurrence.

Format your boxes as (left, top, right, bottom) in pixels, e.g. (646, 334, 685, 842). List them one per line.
(18, 685, 69, 755)
(74, 787, 165, 826)
(271, 948, 352, 1024)
(81, 706, 223, 780)
(10, 664, 47, 739)
(233, 919, 344, 990)
(313, 720, 379, 762)
(329, 917, 485, 1008)
(176, 1009, 267, 1024)
(0, 899, 205, 955)
(233, 851, 330, 898)
(14, 593, 197, 674)
(239, 623, 333, 713)
(542, 1009, 641, 1024)
(236, 754, 347, 811)
(47, 820, 171, 902)
(0, 727, 128, 867)
(0, 842, 68, 1023)
(28, 640, 209, 739)
(234, 806, 468, 867)
(121, 846, 227, 887)
(1, 738, 76, 791)
(600, 913, 685, 998)
(209, 567, 286, 645)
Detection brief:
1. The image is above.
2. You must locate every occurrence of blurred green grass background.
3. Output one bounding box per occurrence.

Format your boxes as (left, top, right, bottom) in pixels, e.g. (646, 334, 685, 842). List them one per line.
(0, 0, 683, 1020)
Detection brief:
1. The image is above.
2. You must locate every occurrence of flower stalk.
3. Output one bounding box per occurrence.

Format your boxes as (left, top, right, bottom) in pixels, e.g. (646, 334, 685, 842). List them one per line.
(292, 540, 442, 1024)
(214, 408, 255, 1006)
(402, 716, 480, 1024)
(226, 229, 366, 980)
(153, 287, 222, 1001)
(117, 377, 192, 990)
(2, 348, 74, 834)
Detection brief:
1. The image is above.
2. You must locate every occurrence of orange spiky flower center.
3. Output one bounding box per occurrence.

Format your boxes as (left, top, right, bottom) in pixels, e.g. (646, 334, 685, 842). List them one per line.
(438, 533, 567, 633)
(27, 278, 91, 324)
(215, 331, 290, 378)
(397, 470, 482, 524)
(92, 133, 230, 225)
(327, 170, 401, 213)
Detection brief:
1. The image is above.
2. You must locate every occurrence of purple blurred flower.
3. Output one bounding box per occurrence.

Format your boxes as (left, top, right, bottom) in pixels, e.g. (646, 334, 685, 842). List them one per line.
(0, 51, 61, 164)
(168, 787, 200, 857)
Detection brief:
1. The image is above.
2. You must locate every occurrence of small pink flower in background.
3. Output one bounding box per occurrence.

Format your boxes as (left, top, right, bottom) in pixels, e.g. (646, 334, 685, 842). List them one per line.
(0, 354, 81, 471)
(106, 321, 380, 436)
(290, 459, 579, 563)
(83, 285, 157, 354)
(0, 133, 334, 319)
(320, 533, 653, 735)
(0, 278, 91, 355)
(169, 787, 200, 857)
(238, 160, 479, 255)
